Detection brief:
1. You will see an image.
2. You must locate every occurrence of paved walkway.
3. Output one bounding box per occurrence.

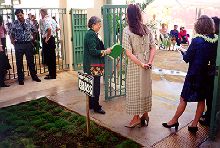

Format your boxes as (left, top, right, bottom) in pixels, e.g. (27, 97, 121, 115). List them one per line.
(0, 71, 219, 147)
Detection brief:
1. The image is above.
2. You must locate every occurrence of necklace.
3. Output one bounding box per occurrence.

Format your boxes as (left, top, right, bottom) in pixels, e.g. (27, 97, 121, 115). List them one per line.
(193, 34, 218, 43)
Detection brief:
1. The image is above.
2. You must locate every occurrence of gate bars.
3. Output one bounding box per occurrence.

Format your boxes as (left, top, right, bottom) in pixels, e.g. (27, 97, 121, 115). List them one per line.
(102, 5, 127, 100)
(71, 9, 87, 70)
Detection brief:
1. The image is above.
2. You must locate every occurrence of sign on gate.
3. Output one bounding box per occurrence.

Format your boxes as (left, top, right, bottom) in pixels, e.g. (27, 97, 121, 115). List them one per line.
(78, 72, 94, 97)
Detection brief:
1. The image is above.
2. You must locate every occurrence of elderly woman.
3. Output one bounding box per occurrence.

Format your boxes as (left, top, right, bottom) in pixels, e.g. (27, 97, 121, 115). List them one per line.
(123, 4, 156, 128)
(83, 16, 111, 114)
(162, 15, 218, 133)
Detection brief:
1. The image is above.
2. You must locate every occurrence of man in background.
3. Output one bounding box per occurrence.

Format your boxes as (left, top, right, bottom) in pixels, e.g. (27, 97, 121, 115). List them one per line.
(9, 9, 41, 85)
(40, 8, 59, 79)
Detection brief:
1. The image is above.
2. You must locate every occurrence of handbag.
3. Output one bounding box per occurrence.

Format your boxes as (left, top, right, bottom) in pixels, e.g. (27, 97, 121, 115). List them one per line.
(90, 64, 104, 76)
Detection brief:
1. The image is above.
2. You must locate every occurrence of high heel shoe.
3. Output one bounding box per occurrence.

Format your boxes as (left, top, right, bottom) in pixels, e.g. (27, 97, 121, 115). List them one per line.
(125, 121, 141, 128)
(162, 122, 179, 131)
(141, 116, 149, 126)
(188, 126, 198, 133)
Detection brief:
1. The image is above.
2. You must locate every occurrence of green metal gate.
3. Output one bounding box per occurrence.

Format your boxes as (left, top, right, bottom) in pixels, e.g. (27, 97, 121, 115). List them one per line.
(210, 25, 220, 140)
(102, 5, 127, 100)
(71, 9, 87, 70)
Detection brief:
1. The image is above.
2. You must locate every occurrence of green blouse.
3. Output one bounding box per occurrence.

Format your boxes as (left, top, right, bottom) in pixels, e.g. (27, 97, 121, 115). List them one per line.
(83, 29, 105, 74)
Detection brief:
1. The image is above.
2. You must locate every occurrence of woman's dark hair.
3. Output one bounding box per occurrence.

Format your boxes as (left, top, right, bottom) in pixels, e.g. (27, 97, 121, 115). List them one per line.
(194, 15, 215, 34)
(88, 16, 101, 28)
(15, 9, 24, 15)
(212, 16, 220, 34)
(127, 4, 148, 36)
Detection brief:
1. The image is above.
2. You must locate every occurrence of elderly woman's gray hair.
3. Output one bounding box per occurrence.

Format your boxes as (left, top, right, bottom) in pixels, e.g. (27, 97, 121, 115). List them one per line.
(88, 16, 101, 28)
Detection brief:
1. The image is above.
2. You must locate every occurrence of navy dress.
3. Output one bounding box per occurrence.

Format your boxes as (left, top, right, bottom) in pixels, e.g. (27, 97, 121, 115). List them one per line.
(181, 35, 218, 102)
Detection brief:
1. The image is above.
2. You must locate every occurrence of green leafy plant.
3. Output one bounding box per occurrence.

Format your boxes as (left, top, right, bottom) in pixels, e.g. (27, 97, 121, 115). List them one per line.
(31, 118, 45, 127)
(116, 140, 139, 148)
(40, 123, 56, 131)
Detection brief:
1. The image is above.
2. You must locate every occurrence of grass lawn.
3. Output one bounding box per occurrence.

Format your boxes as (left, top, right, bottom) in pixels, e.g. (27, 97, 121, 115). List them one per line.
(0, 97, 140, 147)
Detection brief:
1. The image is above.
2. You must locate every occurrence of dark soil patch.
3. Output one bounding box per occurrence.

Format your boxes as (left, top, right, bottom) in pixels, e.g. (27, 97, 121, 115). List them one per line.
(0, 97, 140, 147)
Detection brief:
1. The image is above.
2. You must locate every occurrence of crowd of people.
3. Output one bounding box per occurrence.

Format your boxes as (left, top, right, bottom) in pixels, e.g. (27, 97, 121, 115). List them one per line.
(0, 8, 60, 87)
(158, 24, 190, 50)
(0, 4, 219, 134)
(146, 15, 191, 51)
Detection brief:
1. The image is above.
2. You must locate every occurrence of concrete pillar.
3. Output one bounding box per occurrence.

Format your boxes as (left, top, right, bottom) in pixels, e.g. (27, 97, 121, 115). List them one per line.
(59, 0, 73, 70)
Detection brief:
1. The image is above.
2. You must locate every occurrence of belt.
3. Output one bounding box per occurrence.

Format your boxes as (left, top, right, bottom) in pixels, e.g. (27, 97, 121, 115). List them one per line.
(15, 41, 31, 44)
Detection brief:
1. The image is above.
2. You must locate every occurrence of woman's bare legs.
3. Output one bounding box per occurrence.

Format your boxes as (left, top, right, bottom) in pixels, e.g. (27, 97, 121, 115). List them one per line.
(191, 100, 205, 127)
(167, 97, 187, 125)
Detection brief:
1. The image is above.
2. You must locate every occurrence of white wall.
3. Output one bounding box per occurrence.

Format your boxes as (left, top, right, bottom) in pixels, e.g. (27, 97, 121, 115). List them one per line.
(16, 0, 59, 8)
(59, 0, 72, 69)
(68, 0, 94, 8)
(112, 0, 126, 4)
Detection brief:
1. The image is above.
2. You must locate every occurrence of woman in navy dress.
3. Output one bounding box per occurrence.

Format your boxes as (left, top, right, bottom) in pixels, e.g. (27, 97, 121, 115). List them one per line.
(162, 15, 218, 133)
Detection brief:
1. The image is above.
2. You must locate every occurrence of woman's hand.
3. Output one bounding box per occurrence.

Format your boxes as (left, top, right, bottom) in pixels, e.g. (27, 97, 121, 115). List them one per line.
(177, 46, 187, 52)
(105, 48, 112, 54)
(177, 46, 187, 55)
(142, 63, 152, 69)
